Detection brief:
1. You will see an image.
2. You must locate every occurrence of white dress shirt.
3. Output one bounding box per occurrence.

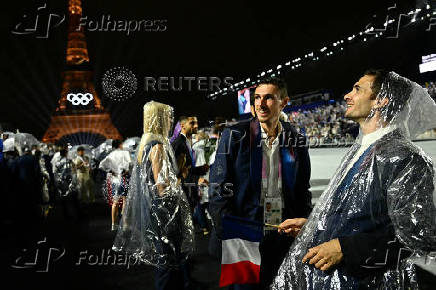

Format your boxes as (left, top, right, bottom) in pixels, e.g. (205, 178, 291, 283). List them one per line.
(260, 122, 283, 205)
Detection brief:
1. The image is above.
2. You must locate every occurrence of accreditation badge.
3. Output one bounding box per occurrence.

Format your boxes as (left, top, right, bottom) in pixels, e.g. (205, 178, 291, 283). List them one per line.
(264, 196, 282, 232)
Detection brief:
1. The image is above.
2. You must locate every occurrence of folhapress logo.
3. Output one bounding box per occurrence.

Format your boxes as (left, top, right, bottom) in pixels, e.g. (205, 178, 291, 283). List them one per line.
(11, 238, 65, 272)
(11, 3, 65, 39)
(11, 3, 167, 39)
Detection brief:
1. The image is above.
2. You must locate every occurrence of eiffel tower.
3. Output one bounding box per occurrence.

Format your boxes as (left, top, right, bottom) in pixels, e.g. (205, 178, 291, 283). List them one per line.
(42, 0, 121, 145)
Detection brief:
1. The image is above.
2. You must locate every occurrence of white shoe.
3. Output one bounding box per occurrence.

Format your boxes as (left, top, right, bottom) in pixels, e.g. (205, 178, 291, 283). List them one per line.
(111, 224, 117, 231)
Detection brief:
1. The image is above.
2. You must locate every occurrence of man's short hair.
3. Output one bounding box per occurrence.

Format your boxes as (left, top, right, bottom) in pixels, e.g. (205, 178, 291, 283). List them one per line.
(256, 77, 288, 99)
(77, 146, 85, 152)
(112, 140, 121, 149)
(180, 116, 196, 125)
(364, 69, 413, 122)
(363, 69, 389, 99)
(60, 149, 67, 157)
(250, 87, 255, 106)
(179, 116, 188, 124)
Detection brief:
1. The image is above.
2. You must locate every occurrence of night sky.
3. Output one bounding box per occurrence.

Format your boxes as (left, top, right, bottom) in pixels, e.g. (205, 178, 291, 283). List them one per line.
(0, 0, 435, 141)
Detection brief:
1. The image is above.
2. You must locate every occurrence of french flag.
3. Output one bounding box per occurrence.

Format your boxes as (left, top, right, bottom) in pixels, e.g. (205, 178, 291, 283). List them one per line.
(219, 215, 263, 287)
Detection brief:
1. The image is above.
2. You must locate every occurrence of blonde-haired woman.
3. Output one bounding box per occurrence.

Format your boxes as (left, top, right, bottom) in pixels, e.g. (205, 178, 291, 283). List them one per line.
(113, 101, 194, 290)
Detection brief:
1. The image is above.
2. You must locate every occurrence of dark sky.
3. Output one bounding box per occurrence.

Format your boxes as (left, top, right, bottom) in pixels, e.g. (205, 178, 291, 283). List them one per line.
(0, 0, 435, 141)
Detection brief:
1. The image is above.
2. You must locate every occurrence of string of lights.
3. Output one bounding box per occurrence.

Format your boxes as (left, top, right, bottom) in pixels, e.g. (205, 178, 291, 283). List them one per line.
(207, 4, 436, 100)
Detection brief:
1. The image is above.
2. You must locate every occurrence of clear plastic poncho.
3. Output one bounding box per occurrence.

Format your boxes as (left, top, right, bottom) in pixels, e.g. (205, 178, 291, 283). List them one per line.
(99, 147, 132, 203)
(272, 72, 436, 289)
(99, 148, 132, 179)
(93, 139, 114, 162)
(68, 144, 93, 161)
(12, 132, 39, 155)
(53, 156, 78, 197)
(112, 101, 194, 268)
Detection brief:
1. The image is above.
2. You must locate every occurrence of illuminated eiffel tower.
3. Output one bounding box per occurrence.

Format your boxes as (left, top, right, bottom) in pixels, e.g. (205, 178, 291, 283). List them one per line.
(43, 0, 121, 145)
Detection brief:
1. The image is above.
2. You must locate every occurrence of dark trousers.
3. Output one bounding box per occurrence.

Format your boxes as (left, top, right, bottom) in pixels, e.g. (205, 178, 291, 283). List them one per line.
(60, 194, 81, 223)
(155, 259, 192, 290)
(194, 202, 209, 229)
(259, 231, 294, 289)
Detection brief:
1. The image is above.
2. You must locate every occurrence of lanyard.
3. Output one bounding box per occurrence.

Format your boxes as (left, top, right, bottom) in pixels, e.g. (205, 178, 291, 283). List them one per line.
(262, 151, 283, 232)
(261, 146, 282, 198)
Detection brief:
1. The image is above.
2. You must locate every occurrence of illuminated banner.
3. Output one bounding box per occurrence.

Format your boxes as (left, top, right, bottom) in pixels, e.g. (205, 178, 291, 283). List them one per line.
(419, 54, 436, 73)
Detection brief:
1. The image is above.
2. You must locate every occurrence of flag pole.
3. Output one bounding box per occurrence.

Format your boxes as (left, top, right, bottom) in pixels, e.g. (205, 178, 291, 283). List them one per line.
(264, 223, 280, 229)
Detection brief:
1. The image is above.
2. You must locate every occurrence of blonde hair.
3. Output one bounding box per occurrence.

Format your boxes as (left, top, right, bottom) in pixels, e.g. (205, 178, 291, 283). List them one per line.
(143, 101, 173, 135)
(137, 101, 174, 163)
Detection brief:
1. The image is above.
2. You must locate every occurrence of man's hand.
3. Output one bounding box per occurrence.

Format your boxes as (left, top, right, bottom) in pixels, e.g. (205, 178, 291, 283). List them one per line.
(198, 164, 209, 175)
(278, 218, 307, 237)
(198, 177, 209, 185)
(302, 239, 343, 271)
(181, 166, 189, 179)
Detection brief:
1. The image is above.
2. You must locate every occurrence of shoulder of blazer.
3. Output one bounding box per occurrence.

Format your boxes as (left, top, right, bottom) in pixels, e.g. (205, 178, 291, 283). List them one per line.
(172, 134, 186, 147)
(220, 119, 252, 144)
(225, 118, 251, 133)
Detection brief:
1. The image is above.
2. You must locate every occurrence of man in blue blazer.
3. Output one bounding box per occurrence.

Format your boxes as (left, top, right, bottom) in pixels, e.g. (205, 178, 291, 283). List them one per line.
(209, 77, 312, 289)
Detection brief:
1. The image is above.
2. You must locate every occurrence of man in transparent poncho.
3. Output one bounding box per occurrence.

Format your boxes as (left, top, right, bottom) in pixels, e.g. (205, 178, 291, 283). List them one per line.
(272, 70, 436, 289)
(54, 148, 80, 222)
(112, 101, 194, 290)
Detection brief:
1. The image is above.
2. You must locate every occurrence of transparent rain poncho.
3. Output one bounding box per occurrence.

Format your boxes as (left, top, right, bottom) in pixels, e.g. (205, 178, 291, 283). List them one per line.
(93, 139, 114, 162)
(68, 144, 94, 160)
(112, 101, 194, 268)
(272, 72, 436, 289)
(12, 132, 39, 155)
(122, 137, 141, 160)
(53, 156, 78, 197)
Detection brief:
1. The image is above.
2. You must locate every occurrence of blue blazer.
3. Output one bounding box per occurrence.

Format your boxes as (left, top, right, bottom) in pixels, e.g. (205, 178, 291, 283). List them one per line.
(209, 118, 312, 237)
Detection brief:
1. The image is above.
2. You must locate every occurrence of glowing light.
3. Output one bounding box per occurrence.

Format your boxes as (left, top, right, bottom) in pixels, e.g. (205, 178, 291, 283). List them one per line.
(102, 67, 137, 102)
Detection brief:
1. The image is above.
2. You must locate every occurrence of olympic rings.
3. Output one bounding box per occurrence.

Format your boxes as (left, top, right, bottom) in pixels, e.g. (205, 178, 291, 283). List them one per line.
(67, 93, 94, 105)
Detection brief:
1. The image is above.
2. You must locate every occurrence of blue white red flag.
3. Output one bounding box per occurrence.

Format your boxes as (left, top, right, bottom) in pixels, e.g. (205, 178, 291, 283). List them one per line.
(219, 215, 263, 287)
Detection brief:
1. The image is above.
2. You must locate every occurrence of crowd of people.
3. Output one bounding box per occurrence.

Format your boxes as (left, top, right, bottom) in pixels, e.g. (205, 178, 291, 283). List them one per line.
(284, 78, 436, 146)
(426, 81, 436, 99)
(0, 136, 141, 236)
(287, 101, 357, 146)
(1, 71, 436, 290)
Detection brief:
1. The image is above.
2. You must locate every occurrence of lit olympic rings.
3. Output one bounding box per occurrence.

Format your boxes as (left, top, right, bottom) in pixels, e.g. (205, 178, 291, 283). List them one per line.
(67, 93, 94, 105)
